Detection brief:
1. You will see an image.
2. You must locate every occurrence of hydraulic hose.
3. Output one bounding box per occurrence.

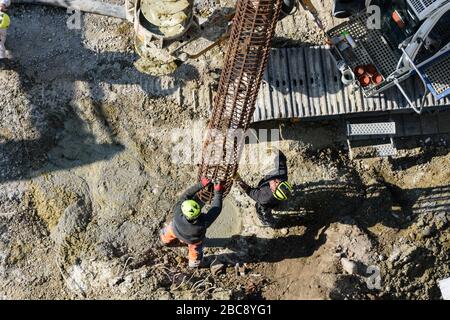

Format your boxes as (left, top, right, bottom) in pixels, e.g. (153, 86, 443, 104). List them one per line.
(13, 0, 126, 19)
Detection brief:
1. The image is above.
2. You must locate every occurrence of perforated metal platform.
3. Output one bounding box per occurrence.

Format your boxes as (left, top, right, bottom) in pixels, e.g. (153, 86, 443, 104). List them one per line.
(407, 0, 449, 20)
(252, 46, 450, 123)
(422, 54, 450, 99)
(327, 13, 401, 78)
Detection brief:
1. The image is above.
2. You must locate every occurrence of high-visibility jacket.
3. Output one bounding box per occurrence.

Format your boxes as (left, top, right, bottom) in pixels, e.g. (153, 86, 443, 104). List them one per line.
(172, 183, 223, 244)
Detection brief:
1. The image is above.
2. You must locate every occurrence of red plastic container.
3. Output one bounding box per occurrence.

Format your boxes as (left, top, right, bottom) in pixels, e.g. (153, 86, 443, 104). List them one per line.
(392, 10, 406, 28)
(371, 73, 384, 85)
(365, 64, 377, 76)
(354, 66, 366, 77)
(359, 74, 371, 87)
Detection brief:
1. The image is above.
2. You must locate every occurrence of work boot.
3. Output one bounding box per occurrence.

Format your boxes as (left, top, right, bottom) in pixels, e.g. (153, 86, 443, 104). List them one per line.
(188, 259, 202, 268)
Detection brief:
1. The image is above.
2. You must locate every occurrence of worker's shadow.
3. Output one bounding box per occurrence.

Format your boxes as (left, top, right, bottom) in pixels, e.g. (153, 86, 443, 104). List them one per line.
(0, 6, 198, 184)
(388, 144, 450, 171)
(207, 180, 365, 263)
(207, 180, 450, 264)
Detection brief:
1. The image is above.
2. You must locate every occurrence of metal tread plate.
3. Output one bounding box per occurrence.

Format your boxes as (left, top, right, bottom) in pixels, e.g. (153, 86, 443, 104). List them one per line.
(253, 46, 450, 123)
(373, 143, 398, 157)
(347, 122, 397, 136)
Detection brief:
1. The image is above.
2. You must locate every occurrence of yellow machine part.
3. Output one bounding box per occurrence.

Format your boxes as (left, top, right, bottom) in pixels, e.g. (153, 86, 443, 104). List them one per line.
(143, 0, 191, 15)
(146, 11, 188, 27)
(141, 0, 193, 37)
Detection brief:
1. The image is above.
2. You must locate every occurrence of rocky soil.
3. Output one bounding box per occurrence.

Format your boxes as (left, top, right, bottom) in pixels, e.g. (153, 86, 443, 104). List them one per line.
(0, 1, 449, 300)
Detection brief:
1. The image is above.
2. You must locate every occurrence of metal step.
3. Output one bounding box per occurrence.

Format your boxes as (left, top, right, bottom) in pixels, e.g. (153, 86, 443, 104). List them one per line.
(346, 120, 398, 158)
(347, 122, 397, 136)
(348, 140, 398, 159)
(373, 143, 398, 157)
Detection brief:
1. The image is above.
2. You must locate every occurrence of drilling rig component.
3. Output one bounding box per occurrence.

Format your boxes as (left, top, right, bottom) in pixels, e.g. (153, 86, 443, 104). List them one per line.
(279, 0, 298, 21)
(141, 0, 192, 29)
(147, 0, 191, 15)
(197, 0, 283, 202)
(15, 0, 127, 19)
(132, 4, 233, 75)
(299, 0, 324, 29)
(144, 10, 189, 28)
(138, 0, 194, 39)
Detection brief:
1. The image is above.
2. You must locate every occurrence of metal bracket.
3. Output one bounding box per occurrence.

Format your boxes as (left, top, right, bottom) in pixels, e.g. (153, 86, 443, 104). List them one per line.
(391, 47, 433, 115)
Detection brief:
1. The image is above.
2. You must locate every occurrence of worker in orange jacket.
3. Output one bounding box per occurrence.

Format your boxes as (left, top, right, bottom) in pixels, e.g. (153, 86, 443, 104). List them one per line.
(160, 178, 224, 268)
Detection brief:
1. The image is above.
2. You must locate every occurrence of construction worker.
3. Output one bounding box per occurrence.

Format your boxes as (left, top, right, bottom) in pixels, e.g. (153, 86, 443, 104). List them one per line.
(160, 178, 224, 268)
(0, 0, 10, 60)
(235, 150, 293, 227)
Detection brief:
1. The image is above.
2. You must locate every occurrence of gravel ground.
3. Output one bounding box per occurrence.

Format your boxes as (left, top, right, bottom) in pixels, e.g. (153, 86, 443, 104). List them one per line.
(0, 1, 449, 300)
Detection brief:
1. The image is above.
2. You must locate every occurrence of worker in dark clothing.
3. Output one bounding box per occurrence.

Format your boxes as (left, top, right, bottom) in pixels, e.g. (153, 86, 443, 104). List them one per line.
(160, 178, 224, 268)
(235, 151, 293, 227)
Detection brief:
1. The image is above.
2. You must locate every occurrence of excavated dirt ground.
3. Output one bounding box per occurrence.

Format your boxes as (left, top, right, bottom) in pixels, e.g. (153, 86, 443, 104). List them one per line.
(0, 1, 449, 300)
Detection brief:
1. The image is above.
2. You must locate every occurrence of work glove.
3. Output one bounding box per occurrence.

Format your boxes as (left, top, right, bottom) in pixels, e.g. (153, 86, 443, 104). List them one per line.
(201, 177, 211, 187)
(213, 181, 224, 193)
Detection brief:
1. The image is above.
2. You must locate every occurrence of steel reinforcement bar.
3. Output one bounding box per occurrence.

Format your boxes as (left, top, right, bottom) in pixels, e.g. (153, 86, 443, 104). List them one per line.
(197, 0, 282, 202)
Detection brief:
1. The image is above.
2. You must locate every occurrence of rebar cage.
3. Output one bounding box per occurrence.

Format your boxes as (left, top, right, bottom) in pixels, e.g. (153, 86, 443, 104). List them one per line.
(197, 0, 282, 202)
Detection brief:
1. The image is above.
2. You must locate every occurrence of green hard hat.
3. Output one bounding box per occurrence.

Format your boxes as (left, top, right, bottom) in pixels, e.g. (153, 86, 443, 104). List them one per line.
(273, 181, 293, 201)
(0, 13, 10, 29)
(181, 199, 201, 221)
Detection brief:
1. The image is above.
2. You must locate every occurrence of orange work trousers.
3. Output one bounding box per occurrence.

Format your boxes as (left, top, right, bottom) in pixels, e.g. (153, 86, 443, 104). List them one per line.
(160, 222, 203, 266)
